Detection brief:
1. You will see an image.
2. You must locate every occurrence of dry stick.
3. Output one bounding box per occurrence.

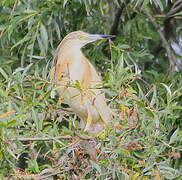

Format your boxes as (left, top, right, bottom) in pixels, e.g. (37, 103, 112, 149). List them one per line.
(8, 135, 72, 141)
(142, 9, 178, 72)
(37, 171, 67, 180)
(154, 14, 182, 19)
(8, 133, 94, 142)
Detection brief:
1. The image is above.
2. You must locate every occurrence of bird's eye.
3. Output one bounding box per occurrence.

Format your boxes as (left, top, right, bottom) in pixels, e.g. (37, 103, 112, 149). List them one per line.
(78, 35, 86, 40)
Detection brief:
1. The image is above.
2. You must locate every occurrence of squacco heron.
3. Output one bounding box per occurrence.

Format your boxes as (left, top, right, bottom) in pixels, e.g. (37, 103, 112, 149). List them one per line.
(53, 31, 115, 134)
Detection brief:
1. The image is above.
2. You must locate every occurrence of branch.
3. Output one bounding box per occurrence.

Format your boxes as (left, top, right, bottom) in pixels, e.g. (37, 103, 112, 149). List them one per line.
(158, 139, 182, 152)
(103, 0, 131, 56)
(154, 14, 182, 19)
(8, 135, 72, 142)
(142, 9, 177, 71)
(109, 0, 131, 35)
(6, 133, 94, 142)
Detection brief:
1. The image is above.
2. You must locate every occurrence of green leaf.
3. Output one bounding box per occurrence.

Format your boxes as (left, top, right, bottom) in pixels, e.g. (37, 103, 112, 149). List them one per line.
(158, 165, 179, 179)
(63, 0, 69, 8)
(0, 67, 8, 80)
(161, 83, 172, 97)
(0, 88, 6, 97)
(6, 147, 17, 160)
(40, 23, 48, 53)
(153, 0, 164, 11)
(169, 128, 179, 144)
(144, 107, 154, 118)
(90, 160, 102, 173)
(7, 119, 17, 127)
(27, 160, 40, 173)
(173, 11, 182, 16)
(118, 44, 130, 49)
(32, 108, 42, 131)
(136, 101, 145, 108)
(11, 36, 31, 50)
(53, 20, 61, 40)
(150, 85, 157, 107)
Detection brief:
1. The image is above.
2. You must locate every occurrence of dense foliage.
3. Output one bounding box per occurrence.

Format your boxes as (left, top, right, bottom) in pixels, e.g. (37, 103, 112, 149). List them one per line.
(0, 0, 182, 179)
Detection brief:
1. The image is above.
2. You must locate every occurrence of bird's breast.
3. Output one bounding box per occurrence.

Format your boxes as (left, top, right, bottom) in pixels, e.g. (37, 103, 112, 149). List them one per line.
(68, 56, 84, 81)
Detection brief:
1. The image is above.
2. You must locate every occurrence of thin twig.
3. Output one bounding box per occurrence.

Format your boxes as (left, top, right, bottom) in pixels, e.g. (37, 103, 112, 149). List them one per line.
(154, 14, 182, 19)
(75, 133, 95, 140)
(36, 170, 67, 179)
(8, 135, 72, 141)
(135, 77, 150, 87)
(8, 127, 37, 132)
(159, 139, 182, 152)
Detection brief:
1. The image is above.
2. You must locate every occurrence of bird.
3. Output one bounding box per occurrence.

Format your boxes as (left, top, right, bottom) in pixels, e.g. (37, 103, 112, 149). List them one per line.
(53, 31, 115, 135)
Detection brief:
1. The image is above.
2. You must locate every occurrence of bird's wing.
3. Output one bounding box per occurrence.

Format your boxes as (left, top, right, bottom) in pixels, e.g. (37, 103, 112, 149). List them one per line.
(54, 60, 70, 83)
(83, 58, 112, 124)
(94, 93, 112, 124)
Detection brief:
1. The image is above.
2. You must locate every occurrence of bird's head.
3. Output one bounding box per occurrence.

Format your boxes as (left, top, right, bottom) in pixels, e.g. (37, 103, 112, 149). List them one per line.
(62, 31, 115, 48)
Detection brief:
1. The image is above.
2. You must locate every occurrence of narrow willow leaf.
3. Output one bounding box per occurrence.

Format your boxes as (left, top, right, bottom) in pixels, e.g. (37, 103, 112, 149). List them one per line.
(144, 107, 154, 118)
(99, 0, 104, 16)
(136, 100, 145, 108)
(158, 165, 179, 179)
(6, 147, 18, 160)
(7, 16, 22, 40)
(19, 12, 38, 22)
(161, 83, 172, 97)
(12, 67, 24, 75)
(40, 23, 48, 54)
(54, 20, 61, 40)
(37, 35, 45, 55)
(90, 160, 102, 173)
(142, 164, 154, 173)
(136, 0, 145, 8)
(63, 0, 69, 7)
(7, 119, 17, 127)
(11, 36, 31, 50)
(32, 108, 41, 131)
(0, 88, 6, 97)
(118, 44, 130, 49)
(0, 67, 8, 80)
(131, 172, 140, 180)
(169, 128, 179, 144)
(0, 25, 7, 31)
(173, 11, 182, 16)
(153, 0, 164, 11)
(150, 85, 157, 107)
(165, 0, 169, 6)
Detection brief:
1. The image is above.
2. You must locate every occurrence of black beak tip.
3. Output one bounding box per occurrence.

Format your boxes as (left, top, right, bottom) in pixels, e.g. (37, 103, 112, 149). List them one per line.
(101, 34, 116, 39)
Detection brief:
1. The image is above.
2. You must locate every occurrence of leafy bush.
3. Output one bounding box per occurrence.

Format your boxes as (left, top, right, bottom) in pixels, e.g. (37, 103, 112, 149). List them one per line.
(0, 0, 182, 179)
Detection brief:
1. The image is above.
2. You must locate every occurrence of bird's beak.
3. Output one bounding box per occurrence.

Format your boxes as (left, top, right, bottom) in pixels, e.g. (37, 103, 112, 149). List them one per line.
(88, 34, 115, 41)
(99, 34, 116, 39)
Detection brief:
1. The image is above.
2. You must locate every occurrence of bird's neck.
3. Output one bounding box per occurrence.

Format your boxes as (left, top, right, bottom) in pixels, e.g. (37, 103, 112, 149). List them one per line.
(58, 43, 84, 62)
